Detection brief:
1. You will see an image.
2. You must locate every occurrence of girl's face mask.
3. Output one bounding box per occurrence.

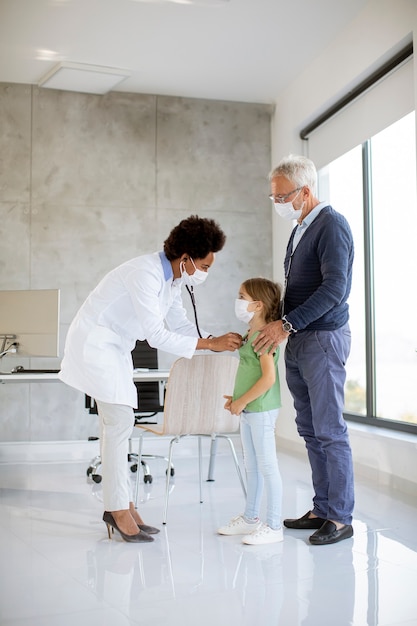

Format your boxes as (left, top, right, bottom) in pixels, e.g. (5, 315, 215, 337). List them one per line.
(234, 298, 256, 324)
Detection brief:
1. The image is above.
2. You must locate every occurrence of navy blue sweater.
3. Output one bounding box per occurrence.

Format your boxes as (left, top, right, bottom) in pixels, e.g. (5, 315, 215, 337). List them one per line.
(283, 205, 354, 331)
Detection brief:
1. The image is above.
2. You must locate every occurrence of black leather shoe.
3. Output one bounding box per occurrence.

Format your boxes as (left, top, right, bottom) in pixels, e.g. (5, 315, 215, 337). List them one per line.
(309, 520, 353, 545)
(283, 511, 326, 529)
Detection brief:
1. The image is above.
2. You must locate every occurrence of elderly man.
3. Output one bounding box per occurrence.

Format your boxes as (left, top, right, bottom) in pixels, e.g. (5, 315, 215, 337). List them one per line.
(253, 155, 355, 545)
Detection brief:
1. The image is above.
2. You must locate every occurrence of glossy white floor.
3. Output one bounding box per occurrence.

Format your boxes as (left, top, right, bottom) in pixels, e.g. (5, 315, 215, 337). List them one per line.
(1, 438, 417, 626)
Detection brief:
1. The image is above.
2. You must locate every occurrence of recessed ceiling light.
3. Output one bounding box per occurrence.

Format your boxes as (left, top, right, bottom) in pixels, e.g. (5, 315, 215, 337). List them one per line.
(170, 0, 230, 3)
(130, 0, 230, 4)
(36, 49, 61, 61)
(172, 0, 229, 3)
(38, 62, 130, 95)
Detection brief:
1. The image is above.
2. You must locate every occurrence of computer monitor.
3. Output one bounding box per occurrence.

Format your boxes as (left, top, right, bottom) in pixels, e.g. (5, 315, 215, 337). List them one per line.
(0, 289, 60, 358)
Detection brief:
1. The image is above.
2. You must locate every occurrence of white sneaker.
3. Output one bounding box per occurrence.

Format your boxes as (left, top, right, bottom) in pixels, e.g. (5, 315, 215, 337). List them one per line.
(217, 515, 262, 536)
(242, 523, 284, 545)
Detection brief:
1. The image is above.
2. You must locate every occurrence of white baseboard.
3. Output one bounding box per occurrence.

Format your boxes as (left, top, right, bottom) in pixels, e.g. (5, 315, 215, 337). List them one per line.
(0, 433, 242, 464)
(278, 422, 417, 500)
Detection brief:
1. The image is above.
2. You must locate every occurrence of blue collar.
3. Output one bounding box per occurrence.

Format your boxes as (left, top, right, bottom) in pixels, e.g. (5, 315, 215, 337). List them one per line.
(158, 251, 173, 281)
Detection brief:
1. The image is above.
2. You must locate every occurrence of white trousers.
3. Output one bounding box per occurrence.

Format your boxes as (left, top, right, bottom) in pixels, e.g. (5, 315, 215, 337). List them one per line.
(96, 400, 135, 511)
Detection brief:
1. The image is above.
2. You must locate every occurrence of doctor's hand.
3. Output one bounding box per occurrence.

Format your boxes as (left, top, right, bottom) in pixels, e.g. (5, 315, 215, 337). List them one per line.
(211, 332, 242, 352)
(198, 333, 242, 352)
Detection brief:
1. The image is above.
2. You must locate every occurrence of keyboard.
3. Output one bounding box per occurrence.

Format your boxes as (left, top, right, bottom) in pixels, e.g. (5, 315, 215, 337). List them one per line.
(11, 368, 60, 374)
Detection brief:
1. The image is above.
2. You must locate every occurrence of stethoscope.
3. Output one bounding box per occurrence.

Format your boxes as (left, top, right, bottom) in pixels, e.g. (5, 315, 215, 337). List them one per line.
(185, 285, 203, 338)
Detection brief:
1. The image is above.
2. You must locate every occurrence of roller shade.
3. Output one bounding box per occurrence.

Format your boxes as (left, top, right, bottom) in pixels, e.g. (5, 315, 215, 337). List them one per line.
(304, 55, 414, 170)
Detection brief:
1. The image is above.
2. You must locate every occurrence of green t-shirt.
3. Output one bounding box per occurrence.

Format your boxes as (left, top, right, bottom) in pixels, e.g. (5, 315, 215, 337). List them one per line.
(232, 331, 281, 413)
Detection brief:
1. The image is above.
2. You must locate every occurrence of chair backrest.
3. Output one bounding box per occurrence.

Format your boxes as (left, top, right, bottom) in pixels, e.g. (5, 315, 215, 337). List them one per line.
(131, 339, 158, 369)
(132, 340, 164, 413)
(162, 354, 240, 435)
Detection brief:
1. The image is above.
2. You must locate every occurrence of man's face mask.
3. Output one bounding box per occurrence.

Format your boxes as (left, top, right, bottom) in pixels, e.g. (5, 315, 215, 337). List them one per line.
(273, 188, 303, 221)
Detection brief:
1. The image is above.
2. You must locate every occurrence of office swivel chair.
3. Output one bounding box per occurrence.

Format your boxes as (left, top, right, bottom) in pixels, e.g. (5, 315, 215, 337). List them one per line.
(86, 339, 169, 484)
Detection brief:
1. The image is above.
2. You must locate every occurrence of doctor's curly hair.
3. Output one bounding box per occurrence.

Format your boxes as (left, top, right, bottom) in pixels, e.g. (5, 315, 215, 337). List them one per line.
(163, 215, 226, 260)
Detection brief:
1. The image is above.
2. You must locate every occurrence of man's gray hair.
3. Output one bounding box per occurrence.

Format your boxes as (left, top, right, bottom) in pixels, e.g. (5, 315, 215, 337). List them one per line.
(269, 155, 317, 194)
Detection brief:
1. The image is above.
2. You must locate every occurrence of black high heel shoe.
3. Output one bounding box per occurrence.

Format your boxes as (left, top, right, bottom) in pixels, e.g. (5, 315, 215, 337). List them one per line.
(103, 511, 154, 543)
(137, 523, 160, 534)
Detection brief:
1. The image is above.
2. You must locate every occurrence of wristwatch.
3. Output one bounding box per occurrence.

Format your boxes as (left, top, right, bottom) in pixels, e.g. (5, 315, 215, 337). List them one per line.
(282, 316, 297, 334)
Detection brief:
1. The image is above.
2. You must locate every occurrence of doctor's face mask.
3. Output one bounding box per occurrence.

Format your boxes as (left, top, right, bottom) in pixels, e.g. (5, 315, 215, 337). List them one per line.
(181, 258, 208, 287)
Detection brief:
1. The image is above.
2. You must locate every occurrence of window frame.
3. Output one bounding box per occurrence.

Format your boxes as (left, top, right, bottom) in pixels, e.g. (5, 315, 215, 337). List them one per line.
(337, 137, 417, 436)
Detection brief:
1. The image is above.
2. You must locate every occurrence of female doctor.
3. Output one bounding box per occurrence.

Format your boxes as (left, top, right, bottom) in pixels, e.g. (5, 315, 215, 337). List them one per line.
(59, 215, 241, 543)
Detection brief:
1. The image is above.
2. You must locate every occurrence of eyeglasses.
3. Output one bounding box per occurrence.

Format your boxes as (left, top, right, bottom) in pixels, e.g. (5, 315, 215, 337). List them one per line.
(269, 187, 303, 204)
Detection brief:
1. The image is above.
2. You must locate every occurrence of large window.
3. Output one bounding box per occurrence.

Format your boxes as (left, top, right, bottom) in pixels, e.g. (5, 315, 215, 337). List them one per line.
(318, 112, 417, 431)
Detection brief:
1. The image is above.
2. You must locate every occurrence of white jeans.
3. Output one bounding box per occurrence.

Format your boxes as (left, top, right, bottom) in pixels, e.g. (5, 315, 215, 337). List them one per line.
(240, 409, 282, 529)
(96, 400, 135, 511)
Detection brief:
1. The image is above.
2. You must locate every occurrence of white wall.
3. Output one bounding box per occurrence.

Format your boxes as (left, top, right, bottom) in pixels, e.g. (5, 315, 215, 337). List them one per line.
(0, 89, 272, 442)
(271, 0, 417, 495)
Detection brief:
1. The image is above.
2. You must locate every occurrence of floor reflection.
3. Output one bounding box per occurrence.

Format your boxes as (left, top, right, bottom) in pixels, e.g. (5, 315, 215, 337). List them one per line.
(1, 448, 417, 625)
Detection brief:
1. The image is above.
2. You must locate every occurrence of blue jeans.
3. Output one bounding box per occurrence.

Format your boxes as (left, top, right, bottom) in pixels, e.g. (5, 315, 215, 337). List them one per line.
(285, 324, 354, 525)
(240, 409, 282, 530)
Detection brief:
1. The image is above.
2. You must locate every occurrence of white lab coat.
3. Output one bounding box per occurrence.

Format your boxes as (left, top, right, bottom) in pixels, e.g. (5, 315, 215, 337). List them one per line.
(59, 251, 205, 407)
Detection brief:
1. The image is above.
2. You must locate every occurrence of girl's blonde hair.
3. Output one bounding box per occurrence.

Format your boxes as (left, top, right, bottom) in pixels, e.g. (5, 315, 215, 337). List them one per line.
(242, 277, 282, 324)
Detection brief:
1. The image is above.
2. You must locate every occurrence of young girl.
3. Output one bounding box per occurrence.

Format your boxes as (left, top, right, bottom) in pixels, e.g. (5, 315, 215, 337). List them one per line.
(218, 277, 283, 545)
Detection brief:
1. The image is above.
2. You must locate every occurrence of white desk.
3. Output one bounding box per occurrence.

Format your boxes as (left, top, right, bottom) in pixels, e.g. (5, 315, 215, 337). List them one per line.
(0, 370, 170, 384)
(0, 368, 170, 407)
(0, 367, 229, 483)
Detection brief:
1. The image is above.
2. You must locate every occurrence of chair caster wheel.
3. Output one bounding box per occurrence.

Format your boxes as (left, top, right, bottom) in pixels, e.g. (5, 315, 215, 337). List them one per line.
(144, 475, 153, 484)
(92, 474, 102, 483)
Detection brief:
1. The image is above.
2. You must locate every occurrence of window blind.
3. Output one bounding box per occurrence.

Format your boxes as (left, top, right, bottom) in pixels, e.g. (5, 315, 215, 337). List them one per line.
(302, 45, 414, 170)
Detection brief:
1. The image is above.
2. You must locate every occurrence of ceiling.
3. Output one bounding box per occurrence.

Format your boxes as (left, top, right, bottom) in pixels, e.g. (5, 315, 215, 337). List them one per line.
(0, 0, 368, 104)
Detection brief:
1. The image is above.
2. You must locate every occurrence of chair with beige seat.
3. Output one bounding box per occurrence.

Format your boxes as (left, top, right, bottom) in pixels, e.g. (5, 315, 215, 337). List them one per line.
(134, 353, 246, 524)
